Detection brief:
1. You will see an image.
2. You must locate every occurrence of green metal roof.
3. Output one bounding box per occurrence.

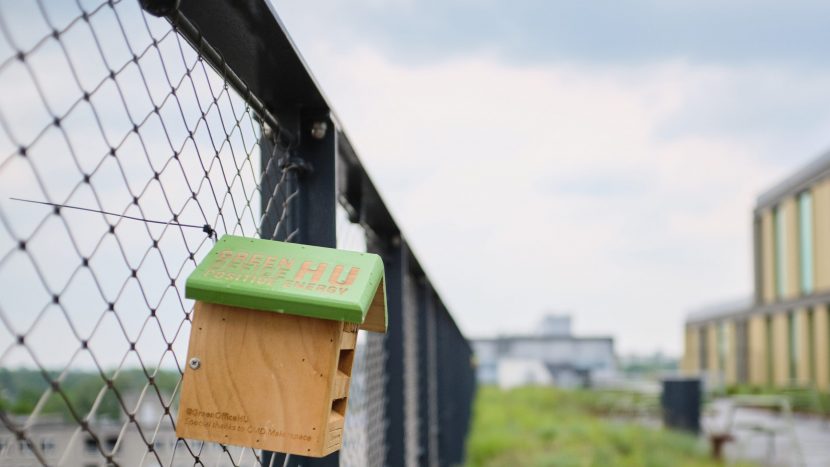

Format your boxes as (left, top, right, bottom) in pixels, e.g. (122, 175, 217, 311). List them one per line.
(185, 235, 387, 332)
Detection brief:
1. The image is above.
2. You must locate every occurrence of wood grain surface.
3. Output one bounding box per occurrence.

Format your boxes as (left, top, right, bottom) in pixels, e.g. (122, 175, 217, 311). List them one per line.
(176, 301, 357, 456)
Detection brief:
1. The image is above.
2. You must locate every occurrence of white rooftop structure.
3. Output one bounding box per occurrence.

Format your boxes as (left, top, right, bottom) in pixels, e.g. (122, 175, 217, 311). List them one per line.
(473, 315, 617, 388)
(538, 314, 572, 336)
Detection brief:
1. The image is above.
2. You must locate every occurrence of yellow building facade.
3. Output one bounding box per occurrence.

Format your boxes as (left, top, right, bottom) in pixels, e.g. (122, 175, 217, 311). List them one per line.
(684, 156, 830, 392)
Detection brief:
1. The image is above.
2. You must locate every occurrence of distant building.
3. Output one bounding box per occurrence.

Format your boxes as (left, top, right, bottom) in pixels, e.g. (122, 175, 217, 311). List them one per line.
(0, 393, 204, 466)
(538, 314, 572, 337)
(683, 152, 830, 391)
(472, 315, 617, 389)
(0, 417, 187, 467)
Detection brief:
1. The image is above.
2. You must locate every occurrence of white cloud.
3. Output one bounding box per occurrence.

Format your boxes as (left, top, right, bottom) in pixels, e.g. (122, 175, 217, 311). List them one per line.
(299, 47, 830, 354)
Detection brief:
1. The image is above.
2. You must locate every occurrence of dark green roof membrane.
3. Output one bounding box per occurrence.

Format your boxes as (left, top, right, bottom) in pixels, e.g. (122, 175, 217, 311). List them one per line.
(185, 235, 387, 332)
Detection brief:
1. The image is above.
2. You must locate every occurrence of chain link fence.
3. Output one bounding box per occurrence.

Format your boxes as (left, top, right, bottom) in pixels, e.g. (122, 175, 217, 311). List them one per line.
(0, 1, 475, 466)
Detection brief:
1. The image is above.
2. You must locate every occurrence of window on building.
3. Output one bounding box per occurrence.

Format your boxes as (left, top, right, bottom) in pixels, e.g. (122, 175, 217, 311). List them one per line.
(104, 436, 117, 453)
(766, 315, 774, 386)
(718, 322, 727, 374)
(698, 327, 708, 371)
(798, 191, 814, 294)
(774, 206, 787, 299)
(788, 311, 798, 383)
(18, 440, 32, 455)
(84, 437, 97, 454)
(40, 438, 55, 455)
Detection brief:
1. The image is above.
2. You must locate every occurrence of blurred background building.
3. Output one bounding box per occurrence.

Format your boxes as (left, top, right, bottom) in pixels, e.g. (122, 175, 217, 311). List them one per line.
(0, 417, 184, 467)
(473, 314, 618, 389)
(683, 152, 830, 391)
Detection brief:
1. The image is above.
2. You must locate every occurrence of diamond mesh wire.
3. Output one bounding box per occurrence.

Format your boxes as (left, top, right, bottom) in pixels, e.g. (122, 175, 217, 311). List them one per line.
(335, 208, 386, 467)
(0, 1, 297, 465)
(0, 1, 477, 466)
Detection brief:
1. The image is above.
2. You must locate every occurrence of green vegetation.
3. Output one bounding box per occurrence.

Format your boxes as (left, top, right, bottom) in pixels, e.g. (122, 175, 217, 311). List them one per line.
(466, 386, 749, 467)
(0, 368, 180, 421)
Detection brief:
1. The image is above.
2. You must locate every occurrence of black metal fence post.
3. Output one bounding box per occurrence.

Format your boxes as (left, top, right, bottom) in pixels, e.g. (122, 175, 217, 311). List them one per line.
(416, 280, 435, 466)
(294, 115, 337, 248)
(435, 303, 475, 466)
(377, 237, 408, 467)
(426, 292, 441, 467)
(262, 116, 337, 467)
(402, 258, 420, 467)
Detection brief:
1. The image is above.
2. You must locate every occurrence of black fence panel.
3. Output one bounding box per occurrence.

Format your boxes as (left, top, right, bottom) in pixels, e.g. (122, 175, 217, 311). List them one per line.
(435, 304, 476, 467)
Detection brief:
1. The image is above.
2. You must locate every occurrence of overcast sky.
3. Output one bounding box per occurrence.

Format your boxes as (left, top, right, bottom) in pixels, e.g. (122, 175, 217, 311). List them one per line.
(271, 0, 830, 355)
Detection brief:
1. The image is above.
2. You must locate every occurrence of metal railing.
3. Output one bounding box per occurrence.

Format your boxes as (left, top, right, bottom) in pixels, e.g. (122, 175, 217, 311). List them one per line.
(0, 0, 476, 466)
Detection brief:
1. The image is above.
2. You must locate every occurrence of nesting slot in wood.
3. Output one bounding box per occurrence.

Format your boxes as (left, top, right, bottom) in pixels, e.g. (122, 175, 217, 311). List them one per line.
(331, 397, 348, 416)
(337, 349, 355, 376)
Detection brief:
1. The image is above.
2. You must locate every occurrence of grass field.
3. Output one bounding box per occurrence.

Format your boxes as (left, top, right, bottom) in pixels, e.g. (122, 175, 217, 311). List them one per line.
(466, 386, 750, 467)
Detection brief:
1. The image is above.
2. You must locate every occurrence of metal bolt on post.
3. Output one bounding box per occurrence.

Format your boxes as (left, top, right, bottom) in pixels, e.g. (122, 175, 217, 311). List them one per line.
(310, 121, 328, 140)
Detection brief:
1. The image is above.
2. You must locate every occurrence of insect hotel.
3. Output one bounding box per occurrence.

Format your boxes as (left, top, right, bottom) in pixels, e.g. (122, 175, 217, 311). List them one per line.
(175, 235, 387, 457)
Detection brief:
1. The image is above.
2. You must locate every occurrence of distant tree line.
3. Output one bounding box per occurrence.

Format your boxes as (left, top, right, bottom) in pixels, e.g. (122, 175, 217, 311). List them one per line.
(620, 354, 679, 379)
(0, 368, 180, 421)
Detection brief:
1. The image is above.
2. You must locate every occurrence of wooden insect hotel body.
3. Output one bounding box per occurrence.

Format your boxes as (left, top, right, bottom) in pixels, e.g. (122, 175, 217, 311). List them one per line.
(176, 235, 387, 457)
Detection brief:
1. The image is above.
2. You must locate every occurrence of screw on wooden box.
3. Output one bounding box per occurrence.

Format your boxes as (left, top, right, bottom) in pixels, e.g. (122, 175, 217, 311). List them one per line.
(176, 235, 387, 457)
